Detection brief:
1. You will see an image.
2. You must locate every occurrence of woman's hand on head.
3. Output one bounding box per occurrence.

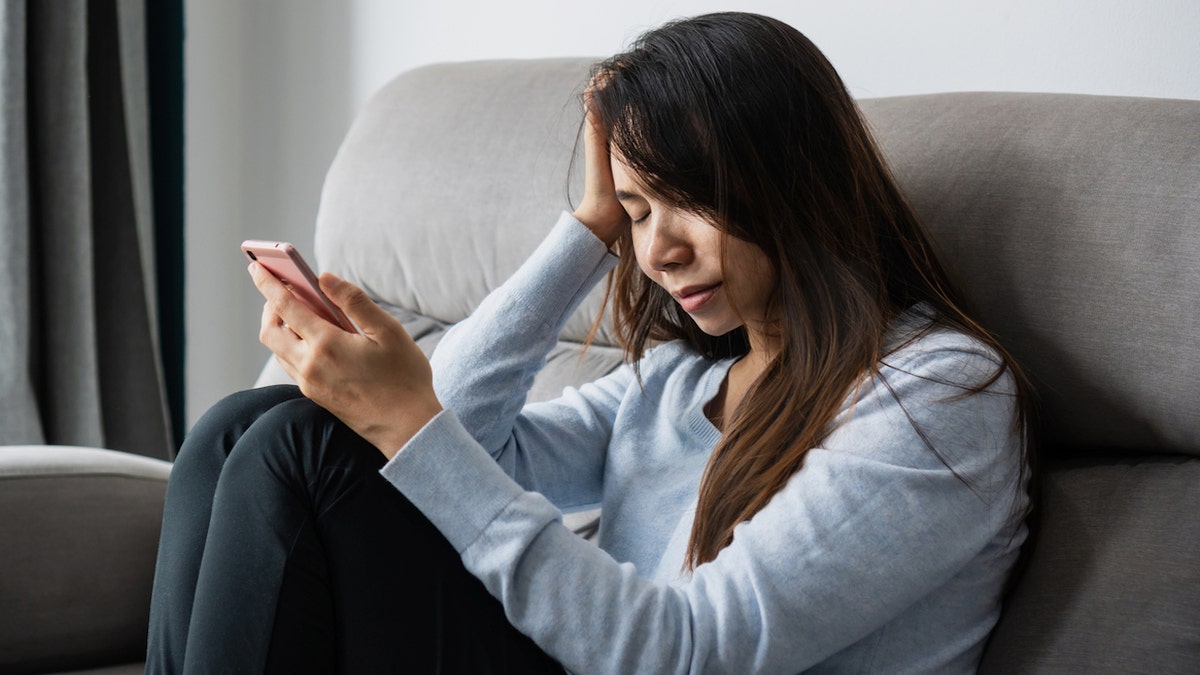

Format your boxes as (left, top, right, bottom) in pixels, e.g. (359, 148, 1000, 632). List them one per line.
(572, 86, 629, 248)
(250, 263, 442, 460)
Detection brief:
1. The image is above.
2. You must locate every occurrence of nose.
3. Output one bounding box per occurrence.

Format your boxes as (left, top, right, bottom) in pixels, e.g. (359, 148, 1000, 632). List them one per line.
(639, 216, 692, 272)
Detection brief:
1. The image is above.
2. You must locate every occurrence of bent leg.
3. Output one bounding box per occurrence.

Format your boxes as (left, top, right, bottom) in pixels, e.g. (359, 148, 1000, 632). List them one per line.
(147, 385, 306, 672)
(177, 396, 562, 673)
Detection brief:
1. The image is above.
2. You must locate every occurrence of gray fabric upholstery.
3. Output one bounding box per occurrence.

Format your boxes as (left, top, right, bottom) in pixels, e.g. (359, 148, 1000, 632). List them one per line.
(860, 93, 1200, 457)
(854, 93, 1200, 671)
(0, 446, 170, 673)
(980, 457, 1200, 673)
(312, 59, 611, 346)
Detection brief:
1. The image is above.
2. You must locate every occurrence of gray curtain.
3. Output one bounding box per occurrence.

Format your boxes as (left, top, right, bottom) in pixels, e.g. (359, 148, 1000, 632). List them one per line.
(0, 0, 171, 459)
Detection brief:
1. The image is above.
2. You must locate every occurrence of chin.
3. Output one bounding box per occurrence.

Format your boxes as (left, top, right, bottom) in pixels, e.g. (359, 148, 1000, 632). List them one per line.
(692, 319, 742, 338)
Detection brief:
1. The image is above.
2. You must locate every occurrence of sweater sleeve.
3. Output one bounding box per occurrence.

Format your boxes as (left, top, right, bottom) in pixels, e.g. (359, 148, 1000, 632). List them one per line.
(427, 211, 626, 510)
(381, 336, 1025, 674)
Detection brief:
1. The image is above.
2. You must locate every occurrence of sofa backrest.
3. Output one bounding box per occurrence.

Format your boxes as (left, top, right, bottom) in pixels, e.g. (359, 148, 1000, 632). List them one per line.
(860, 93, 1200, 457)
(314, 59, 606, 345)
(858, 93, 1200, 674)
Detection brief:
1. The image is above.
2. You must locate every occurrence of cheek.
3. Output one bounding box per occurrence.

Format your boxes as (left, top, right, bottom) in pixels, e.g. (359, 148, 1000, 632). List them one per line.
(729, 246, 777, 302)
(756, 263, 779, 308)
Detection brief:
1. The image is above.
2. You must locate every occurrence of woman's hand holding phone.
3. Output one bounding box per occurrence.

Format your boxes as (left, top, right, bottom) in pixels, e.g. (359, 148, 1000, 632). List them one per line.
(241, 241, 358, 332)
(247, 257, 442, 459)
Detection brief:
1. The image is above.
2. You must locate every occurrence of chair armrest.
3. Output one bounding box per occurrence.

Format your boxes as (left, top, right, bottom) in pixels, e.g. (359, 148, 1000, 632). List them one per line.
(0, 445, 171, 672)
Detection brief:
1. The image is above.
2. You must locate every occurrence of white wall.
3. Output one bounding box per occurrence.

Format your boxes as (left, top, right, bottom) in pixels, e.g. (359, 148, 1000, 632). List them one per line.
(185, 1, 353, 427)
(185, 0, 1200, 427)
(344, 0, 1200, 111)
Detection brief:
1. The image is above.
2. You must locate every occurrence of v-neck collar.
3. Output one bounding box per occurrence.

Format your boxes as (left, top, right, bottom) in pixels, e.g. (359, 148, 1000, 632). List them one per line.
(684, 356, 739, 446)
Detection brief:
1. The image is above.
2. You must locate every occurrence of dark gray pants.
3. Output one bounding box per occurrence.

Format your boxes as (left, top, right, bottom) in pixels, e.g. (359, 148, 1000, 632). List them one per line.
(146, 385, 563, 673)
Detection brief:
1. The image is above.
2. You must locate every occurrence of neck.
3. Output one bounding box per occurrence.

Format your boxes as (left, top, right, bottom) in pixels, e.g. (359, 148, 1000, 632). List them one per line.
(743, 324, 778, 373)
(707, 330, 776, 431)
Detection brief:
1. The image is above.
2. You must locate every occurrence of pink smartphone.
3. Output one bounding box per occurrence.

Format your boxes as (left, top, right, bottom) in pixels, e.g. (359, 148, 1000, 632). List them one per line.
(241, 240, 357, 333)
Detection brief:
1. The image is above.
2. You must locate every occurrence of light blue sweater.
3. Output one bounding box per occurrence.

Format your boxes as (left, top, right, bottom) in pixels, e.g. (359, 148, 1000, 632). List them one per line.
(381, 212, 1027, 674)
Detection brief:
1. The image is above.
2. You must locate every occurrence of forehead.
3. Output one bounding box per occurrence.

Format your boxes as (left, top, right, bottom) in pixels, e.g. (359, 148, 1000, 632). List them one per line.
(609, 151, 647, 198)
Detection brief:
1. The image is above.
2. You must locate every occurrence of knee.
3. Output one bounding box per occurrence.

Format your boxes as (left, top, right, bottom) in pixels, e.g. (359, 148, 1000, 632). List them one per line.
(255, 396, 340, 440)
(175, 386, 303, 467)
(223, 397, 340, 475)
(223, 397, 384, 492)
(190, 386, 302, 439)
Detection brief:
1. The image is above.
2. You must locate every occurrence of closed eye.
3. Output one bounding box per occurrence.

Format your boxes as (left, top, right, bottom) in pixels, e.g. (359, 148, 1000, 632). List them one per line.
(615, 189, 650, 225)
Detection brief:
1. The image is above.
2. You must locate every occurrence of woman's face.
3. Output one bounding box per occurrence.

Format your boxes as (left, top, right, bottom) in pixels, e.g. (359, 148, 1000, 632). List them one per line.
(610, 155, 777, 343)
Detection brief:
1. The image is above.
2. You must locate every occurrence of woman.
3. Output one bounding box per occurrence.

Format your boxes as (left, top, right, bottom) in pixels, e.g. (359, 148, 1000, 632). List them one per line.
(148, 12, 1033, 674)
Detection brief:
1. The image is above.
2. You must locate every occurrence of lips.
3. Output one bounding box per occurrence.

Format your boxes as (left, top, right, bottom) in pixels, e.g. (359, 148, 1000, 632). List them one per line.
(674, 283, 721, 313)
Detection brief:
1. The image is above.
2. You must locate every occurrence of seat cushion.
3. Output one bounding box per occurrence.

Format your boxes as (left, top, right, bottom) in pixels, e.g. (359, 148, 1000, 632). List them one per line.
(979, 455, 1200, 673)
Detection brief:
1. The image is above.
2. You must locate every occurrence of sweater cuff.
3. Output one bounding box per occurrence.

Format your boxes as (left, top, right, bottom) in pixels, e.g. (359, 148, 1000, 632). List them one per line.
(379, 408, 529, 552)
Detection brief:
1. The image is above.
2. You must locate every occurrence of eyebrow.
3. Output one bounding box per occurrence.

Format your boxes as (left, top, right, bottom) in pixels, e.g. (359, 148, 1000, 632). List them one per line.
(614, 190, 641, 202)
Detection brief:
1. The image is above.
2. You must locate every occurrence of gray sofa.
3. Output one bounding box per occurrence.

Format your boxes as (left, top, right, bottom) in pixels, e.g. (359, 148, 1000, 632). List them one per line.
(3, 58, 1197, 674)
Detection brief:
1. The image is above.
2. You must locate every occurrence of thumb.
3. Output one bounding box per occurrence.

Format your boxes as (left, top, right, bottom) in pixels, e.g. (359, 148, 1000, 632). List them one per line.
(320, 272, 387, 331)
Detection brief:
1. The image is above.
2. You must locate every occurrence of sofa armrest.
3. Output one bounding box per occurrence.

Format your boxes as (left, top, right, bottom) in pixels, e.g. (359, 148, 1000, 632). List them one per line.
(0, 445, 171, 673)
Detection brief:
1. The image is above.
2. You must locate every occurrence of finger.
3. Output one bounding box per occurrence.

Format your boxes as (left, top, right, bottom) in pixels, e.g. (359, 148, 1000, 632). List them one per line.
(582, 109, 614, 194)
(273, 352, 305, 390)
(259, 301, 304, 362)
(572, 98, 630, 245)
(248, 261, 326, 339)
(318, 273, 394, 339)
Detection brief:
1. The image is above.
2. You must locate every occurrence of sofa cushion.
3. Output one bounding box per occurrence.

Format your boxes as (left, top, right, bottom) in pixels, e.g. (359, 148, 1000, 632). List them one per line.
(313, 58, 615, 347)
(979, 456, 1200, 673)
(859, 93, 1200, 457)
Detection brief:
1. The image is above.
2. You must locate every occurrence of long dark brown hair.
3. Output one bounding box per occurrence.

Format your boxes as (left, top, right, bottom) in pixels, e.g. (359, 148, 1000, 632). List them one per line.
(584, 12, 1035, 570)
